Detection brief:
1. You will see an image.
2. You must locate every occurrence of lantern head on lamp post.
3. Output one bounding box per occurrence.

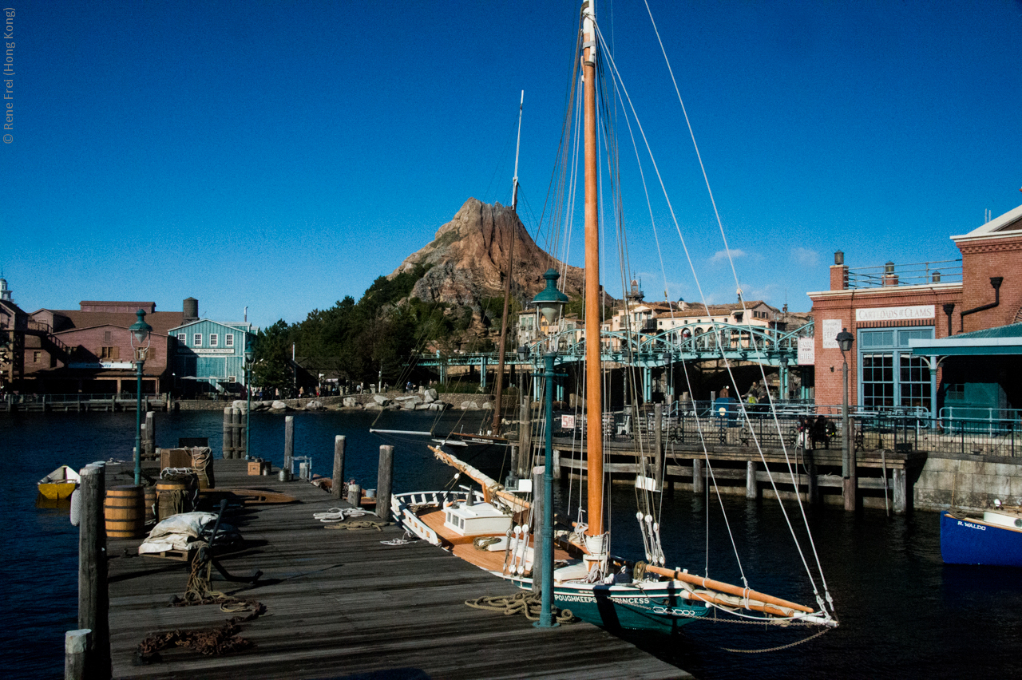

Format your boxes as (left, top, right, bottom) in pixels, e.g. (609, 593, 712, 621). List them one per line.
(129, 309, 152, 486)
(532, 268, 569, 327)
(837, 329, 854, 354)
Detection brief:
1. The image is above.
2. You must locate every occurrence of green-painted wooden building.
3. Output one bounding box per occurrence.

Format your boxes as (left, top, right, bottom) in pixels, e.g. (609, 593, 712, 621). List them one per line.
(169, 319, 257, 396)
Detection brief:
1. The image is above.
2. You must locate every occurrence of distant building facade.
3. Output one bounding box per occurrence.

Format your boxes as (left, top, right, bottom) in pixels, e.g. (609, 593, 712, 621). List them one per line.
(170, 317, 257, 396)
(808, 203, 1022, 415)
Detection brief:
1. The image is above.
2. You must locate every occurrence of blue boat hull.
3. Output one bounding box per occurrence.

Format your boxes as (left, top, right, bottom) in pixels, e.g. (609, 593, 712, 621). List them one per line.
(941, 512, 1022, 567)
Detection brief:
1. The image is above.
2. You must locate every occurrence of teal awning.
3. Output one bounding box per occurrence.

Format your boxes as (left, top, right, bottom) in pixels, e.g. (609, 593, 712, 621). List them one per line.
(909, 322, 1022, 356)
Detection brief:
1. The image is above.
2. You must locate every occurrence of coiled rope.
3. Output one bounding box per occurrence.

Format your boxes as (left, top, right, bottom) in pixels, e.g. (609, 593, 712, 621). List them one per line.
(465, 592, 577, 624)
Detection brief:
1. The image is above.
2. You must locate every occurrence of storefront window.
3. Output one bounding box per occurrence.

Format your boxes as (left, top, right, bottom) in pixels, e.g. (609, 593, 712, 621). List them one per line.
(861, 353, 894, 408)
(858, 327, 934, 412)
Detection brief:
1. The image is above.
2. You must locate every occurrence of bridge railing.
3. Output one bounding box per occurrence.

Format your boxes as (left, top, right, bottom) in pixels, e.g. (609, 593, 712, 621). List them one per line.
(550, 410, 1022, 458)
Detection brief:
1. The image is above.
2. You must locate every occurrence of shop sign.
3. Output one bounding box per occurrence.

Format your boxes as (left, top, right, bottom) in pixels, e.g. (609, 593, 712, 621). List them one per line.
(855, 305, 934, 322)
(797, 337, 815, 365)
(822, 318, 842, 349)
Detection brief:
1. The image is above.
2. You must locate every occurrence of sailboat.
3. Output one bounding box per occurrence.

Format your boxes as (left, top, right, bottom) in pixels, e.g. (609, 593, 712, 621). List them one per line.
(391, 0, 837, 633)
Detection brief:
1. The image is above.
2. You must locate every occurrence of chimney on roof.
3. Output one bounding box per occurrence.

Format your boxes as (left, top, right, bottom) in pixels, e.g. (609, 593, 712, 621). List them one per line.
(183, 297, 199, 323)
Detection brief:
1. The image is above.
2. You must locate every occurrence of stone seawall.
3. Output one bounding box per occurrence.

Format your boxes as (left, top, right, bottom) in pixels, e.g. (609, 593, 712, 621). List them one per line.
(915, 452, 1022, 512)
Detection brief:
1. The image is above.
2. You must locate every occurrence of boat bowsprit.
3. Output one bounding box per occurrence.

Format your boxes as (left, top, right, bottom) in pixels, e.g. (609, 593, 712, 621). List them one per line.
(38, 465, 81, 500)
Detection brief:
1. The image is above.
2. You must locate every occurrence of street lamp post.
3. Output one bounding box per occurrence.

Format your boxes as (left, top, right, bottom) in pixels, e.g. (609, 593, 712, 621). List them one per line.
(836, 328, 855, 511)
(129, 310, 153, 486)
(244, 348, 254, 460)
(530, 269, 566, 629)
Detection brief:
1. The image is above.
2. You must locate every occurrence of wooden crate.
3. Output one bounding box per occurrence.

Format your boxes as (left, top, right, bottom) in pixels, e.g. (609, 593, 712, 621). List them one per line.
(160, 448, 194, 470)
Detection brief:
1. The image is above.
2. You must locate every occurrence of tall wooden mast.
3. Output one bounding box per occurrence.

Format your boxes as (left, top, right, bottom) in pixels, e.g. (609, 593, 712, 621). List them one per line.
(582, 0, 604, 541)
(491, 91, 525, 435)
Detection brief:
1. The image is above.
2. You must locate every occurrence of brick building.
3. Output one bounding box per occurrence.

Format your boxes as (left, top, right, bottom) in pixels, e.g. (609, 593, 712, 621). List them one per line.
(19, 300, 187, 395)
(808, 203, 1022, 415)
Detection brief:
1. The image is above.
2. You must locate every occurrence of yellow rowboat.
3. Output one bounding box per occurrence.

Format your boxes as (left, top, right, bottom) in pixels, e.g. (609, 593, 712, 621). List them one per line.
(38, 465, 81, 500)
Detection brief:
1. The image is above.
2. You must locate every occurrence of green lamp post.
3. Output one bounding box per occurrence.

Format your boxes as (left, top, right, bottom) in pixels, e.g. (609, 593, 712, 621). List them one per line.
(244, 347, 254, 459)
(530, 268, 567, 628)
(129, 309, 153, 486)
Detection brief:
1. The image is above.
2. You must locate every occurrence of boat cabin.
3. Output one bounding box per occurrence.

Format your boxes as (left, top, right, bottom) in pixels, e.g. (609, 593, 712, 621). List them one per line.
(444, 501, 511, 537)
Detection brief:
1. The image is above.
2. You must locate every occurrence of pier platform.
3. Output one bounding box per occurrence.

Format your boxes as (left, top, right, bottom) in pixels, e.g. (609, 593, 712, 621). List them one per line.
(103, 459, 690, 679)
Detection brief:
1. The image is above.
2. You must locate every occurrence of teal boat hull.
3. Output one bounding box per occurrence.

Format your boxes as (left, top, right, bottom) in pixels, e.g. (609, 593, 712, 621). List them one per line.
(512, 578, 710, 632)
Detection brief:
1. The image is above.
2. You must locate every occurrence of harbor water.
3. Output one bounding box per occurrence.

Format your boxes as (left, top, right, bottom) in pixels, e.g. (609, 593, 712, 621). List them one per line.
(3, 410, 1021, 679)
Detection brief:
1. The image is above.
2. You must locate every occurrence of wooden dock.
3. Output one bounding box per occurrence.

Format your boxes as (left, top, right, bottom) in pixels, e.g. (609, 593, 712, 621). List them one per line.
(532, 435, 927, 513)
(103, 459, 690, 680)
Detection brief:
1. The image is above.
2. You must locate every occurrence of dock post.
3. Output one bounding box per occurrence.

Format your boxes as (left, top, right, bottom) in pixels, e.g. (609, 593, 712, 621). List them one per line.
(139, 423, 147, 458)
(518, 403, 532, 479)
(65, 629, 91, 680)
(746, 460, 758, 499)
(146, 411, 156, 455)
(284, 415, 294, 473)
(332, 436, 346, 500)
(654, 404, 663, 489)
(235, 407, 245, 460)
(78, 464, 108, 679)
(693, 458, 704, 494)
(805, 449, 819, 505)
(346, 482, 361, 508)
(234, 408, 243, 459)
(377, 445, 394, 522)
(530, 466, 543, 595)
(222, 408, 232, 459)
(893, 468, 907, 514)
(552, 449, 561, 481)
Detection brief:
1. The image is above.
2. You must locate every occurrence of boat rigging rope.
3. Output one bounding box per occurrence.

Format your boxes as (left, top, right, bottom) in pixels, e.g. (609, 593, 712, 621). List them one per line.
(717, 627, 831, 654)
(465, 592, 578, 624)
(635, 6, 836, 610)
(594, 21, 834, 617)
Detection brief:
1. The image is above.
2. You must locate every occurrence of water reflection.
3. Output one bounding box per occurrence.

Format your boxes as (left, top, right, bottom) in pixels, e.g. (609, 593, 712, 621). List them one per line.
(3, 410, 1021, 679)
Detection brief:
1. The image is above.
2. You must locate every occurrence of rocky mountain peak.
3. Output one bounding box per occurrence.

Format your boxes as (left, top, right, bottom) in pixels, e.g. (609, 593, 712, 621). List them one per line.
(389, 197, 584, 310)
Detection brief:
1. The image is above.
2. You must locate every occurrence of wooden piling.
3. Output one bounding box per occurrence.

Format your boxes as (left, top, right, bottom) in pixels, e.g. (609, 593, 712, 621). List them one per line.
(746, 460, 757, 499)
(377, 445, 394, 522)
(531, 466, 543, 595)
(893, 468, 907, 514)
(284, 415, 294, 473)
(518, 403, 532, 479)
(332, 435, 346, 500)
(78, 464, 108, 679)
(237, 407, 247, 459)
(145, 411, 156, 455)
(346, 482, 361, 508)
(653, 404, 663, 489)
(222, 408, 232, 459)
(64, 629, 91, 680)
(693, 458, 704, 494)
(805, 449, 819, 505)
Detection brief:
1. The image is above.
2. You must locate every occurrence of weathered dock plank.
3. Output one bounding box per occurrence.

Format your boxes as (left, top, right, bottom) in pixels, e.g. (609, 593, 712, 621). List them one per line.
(105, 460, 690, 680)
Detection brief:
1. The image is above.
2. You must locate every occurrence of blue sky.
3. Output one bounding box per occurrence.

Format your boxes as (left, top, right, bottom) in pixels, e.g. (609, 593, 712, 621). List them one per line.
(3, 0, 1021, 328)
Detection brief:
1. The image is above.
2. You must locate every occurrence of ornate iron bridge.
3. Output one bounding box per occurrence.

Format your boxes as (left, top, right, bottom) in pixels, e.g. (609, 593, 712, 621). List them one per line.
(408, 321, 813, 400)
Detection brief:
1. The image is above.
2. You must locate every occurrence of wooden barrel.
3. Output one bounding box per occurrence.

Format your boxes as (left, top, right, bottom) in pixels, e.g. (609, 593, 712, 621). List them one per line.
(144, 486, 157, 524)
(104, 485, 145, 539)
(156, 478, 194, 521)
